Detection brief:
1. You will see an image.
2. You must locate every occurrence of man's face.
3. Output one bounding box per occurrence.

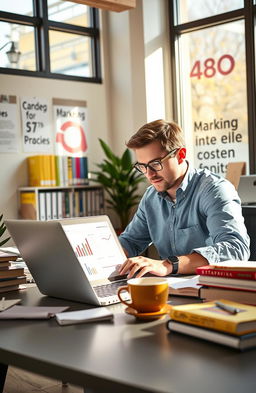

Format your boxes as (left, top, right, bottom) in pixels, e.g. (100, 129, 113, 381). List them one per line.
(134, 141, 185, 193)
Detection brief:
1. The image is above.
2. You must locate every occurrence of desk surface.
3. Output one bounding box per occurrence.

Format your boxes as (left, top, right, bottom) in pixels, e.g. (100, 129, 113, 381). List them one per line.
(1, 287, 256, 393)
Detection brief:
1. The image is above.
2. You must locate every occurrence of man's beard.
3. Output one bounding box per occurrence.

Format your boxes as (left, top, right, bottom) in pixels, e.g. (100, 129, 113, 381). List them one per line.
(149, 175, 175, 192)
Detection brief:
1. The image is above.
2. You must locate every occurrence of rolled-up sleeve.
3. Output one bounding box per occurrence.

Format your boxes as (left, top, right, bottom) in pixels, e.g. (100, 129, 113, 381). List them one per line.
(192, 179, 250, 263)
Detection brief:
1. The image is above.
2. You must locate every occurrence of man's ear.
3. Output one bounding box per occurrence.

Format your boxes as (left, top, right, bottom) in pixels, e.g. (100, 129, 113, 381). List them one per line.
(177, 148, 186, 163)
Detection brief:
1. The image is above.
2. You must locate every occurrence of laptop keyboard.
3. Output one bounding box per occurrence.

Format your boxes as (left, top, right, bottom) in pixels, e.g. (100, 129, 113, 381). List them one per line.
(94, 280, 127, 298)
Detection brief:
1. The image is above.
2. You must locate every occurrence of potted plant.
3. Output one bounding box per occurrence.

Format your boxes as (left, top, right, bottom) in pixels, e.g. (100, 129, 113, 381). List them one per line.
(0, 214, 10, 247)
(92, 139, 145, 232)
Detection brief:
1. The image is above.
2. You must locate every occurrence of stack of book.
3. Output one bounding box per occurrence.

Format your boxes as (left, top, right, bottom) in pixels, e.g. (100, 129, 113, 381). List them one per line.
(167, 299, 256, 350)
(27, 155, 88, 187)
(196, 261, 256, 305)
(0, 251, 26, 293)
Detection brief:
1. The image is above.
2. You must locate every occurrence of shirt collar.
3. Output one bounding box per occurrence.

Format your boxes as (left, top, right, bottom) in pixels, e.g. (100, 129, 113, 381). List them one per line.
(158, 161, 195, 200)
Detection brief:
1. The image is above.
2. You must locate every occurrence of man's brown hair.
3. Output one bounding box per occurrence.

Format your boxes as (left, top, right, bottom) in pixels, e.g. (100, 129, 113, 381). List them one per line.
(126, 119, 185, 151)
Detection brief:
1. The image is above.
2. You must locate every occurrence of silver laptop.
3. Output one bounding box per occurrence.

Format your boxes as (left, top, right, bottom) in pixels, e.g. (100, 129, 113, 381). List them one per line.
(5, 216, 130, 305)
(237, 175, 256, 205)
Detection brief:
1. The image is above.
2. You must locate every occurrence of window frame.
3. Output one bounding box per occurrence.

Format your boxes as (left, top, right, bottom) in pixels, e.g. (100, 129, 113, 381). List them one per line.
(0, 0, 102, 83)
(169, 0, 256, 173)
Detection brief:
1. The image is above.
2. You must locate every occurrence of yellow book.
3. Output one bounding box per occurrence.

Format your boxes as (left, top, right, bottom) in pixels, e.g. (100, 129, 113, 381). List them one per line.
(169, 299, 256, 335)
(49, 155, 56, 186)
(38, 155, 46, 186)
(43, 155, 51, 186)
(67, 156, 73, 186)
(27, 156, 40, 186)
(19, 191, 37, 219)
(20, 191, 36, 205)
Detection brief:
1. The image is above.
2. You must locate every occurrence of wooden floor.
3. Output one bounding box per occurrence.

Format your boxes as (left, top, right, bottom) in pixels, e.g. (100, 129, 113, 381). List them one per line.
(4, 367, 84, 393)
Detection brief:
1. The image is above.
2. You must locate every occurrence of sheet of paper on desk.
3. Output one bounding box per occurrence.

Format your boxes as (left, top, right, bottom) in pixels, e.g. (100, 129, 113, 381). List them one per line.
(55, 307, 114, 326)
(166, 275, 200, 289)
(167, 275, 201, 297)
(0, 305, 69, 319)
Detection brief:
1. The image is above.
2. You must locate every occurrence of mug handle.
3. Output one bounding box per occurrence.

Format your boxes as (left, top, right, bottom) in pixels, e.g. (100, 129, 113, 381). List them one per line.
(117, 285, 132, 307)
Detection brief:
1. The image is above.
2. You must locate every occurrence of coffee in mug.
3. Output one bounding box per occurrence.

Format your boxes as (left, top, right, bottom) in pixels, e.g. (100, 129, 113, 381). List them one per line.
(117, 277, 169, 313)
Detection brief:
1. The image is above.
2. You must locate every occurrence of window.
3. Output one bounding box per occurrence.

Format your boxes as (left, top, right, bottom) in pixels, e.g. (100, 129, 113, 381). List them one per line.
(169, 0, 256, 174)
(0, 0, 101, 82)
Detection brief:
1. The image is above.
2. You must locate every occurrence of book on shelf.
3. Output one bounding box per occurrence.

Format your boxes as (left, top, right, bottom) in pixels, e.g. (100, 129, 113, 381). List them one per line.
(199, 286, 256, 305)
(27, 155, 89, 188)
(198, 275, 256, 291)
(19, 191, 37, 220)
(0, 266, 24, 279)
(0, 251, 18, 262)
(39, 192, 46, 220)
(19, 185, 104, 221)
(50, 155, 56, 186)
(169, 299, 256, 335)
(27, 155, 44, 187)
(75, 156, 81, 185)
(67, 156, 73, 185)
(166, 320, 256, 351)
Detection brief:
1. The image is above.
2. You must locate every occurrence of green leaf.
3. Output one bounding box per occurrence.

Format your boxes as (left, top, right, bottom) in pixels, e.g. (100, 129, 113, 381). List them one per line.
(121, 149, 132, 170)
(0, 237, 10, 247)
(99, 139, 119, 165)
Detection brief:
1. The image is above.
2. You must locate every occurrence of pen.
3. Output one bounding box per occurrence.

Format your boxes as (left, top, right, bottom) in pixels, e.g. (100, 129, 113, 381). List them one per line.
(215, 301, 240, 315)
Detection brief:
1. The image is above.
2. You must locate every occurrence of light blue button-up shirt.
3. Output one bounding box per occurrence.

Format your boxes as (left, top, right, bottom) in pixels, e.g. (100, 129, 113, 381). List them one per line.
(119, 166, 250, 264)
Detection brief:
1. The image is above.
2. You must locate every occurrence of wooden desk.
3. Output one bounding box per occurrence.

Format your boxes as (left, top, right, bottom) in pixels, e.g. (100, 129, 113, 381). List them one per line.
(0, 287, 256, 393)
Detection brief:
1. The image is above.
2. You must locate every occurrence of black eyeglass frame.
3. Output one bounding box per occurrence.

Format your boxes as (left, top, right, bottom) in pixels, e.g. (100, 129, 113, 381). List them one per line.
(134, 148, 179, 174)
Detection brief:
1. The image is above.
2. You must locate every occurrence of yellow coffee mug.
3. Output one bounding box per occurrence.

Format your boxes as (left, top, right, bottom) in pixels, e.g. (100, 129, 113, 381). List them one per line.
(117, 277, 169, 313)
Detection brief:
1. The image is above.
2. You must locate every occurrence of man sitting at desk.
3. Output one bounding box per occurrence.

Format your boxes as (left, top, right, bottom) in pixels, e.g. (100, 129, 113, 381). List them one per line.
(118, 119, 250, 278)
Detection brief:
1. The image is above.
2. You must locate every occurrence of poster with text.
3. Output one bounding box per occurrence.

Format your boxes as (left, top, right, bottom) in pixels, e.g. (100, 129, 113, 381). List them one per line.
(53, 98, 88, 157)
(21, 96, 52, 153)
(0, 95, 19, 153)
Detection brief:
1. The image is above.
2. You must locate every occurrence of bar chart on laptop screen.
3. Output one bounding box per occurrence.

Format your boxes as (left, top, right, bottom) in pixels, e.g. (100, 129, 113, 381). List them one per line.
(62, 222, 126, 281)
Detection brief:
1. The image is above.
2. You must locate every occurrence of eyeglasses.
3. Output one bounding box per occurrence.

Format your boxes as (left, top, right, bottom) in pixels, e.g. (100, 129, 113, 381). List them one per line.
(134, 148, 179, 174)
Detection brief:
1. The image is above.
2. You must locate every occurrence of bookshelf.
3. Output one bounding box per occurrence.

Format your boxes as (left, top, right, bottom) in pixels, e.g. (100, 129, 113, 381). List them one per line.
(18, 185, 105, 220)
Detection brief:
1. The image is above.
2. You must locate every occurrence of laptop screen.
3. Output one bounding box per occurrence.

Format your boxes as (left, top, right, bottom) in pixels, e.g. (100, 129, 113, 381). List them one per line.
(62, 220, 126, 282)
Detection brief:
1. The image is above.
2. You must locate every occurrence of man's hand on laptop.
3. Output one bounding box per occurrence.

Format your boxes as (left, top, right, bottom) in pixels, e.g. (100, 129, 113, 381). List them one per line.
(118, 256, 171, 278)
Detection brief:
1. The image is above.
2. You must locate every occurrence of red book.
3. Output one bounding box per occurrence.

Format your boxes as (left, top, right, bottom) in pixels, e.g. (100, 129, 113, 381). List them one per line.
(196, 265, 256, 280)
(75, 157, 81, 185)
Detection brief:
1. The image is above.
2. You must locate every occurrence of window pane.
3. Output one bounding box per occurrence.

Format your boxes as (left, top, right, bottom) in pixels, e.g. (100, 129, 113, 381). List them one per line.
(176, 0, 243, 24)
(48, 0, 90, 27)
(0, 22, 36, 71)
(49, 31, 92, 77)
(177, 21, 249, 175)
(0, 0, 33, 15)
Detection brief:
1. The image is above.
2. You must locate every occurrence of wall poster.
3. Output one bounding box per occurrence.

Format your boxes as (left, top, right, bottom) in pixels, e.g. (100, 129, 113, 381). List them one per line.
(53, 98, 88, 157)
(0, 95, 19, 153)
(20, 96, 52, 153)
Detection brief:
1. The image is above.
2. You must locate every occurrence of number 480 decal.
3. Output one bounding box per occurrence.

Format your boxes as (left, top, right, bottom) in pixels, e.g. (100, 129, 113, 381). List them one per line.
(190, 54, 235, 79)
